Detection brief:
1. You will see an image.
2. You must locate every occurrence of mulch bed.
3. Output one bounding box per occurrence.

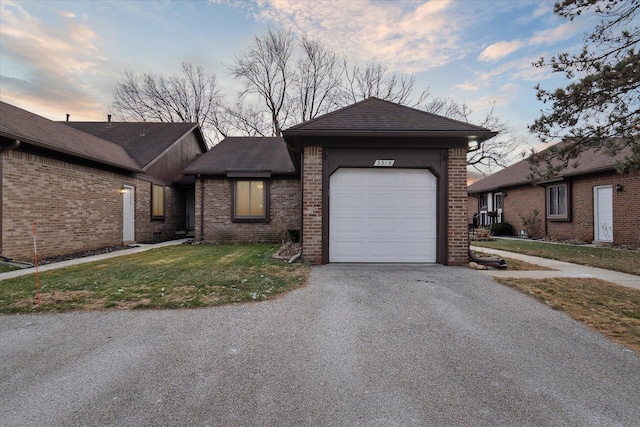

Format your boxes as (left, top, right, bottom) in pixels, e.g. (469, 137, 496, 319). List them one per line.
(38, 245, 136, 265)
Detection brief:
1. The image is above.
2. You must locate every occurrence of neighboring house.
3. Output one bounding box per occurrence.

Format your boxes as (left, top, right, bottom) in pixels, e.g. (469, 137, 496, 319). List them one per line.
(468, 142, 640, 247)
(183, 97, 496, 265)
(0, 102, 206, 261)
(63, 119, 207, 238)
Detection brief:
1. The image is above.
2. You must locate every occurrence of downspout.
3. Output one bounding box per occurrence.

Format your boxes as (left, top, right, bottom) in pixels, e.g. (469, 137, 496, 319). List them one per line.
(198, 174, 205, 242)
(0, 140, 21, 257)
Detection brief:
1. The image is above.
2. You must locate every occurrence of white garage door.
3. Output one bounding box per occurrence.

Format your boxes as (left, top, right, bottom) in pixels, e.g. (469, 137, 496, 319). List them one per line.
(329, 168, 437, 262)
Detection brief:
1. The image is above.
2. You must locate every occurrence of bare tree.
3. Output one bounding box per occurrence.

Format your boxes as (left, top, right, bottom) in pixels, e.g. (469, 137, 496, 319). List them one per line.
(338, 61, 429, 107)
(424, 98, 523, 174)
(293, 36, 343, 122)
(228, 27, 294, 136)
(112, 63, 223, 146)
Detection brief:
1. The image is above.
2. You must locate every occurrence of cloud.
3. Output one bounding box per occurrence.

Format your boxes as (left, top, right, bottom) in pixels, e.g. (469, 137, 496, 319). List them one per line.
(0, 1, 108, 119)
(254, 0, 466, 73)
(479, 40, 525, 62)
(455, 82, 480, 91)
(529, 21, 581, 45)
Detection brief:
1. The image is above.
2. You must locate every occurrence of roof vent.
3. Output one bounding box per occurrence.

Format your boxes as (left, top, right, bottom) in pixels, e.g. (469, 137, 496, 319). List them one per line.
(140, 124, 145, 137)
(66, 114, 70, 122)
(107, 114, 112, 127)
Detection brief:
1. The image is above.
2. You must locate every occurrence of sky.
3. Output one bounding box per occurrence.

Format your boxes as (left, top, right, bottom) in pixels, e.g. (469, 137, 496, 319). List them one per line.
(0, 0, 597, 163)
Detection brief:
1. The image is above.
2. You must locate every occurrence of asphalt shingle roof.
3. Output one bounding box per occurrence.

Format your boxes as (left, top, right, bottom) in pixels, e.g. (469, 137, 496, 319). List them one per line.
(0, 102, 141, 172)
(181, 137, 296, 175)
(63, 121, 202, 169)
(468, 141, 632, 194)
(284, 97, 494, 137)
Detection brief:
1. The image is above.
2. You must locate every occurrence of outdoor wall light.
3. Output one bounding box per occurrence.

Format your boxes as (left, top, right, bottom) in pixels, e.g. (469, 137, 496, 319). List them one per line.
(616, 184, 623, 192)
(120, 186, 127, 194)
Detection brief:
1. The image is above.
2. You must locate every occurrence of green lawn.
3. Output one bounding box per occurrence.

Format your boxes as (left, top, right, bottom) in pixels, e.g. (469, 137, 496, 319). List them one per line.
(0, 244, 309, 314)
(472, 239, 640, 276)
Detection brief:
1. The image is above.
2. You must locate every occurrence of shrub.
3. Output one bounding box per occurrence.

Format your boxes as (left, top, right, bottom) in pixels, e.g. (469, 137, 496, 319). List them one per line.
(520, 209, 542, 238)
(490, 222, 514, 236)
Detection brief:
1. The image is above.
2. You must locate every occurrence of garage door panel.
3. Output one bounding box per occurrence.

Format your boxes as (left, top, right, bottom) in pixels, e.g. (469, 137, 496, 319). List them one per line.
(330, 168, 437, 263)
(368, 217, 401, 232)
(332, 217, 364, 234)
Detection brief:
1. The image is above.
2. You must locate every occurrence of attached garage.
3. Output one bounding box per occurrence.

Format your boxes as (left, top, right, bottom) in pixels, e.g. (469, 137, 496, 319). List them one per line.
(282, 97, 497, 265)
(329, 168, 437, 262)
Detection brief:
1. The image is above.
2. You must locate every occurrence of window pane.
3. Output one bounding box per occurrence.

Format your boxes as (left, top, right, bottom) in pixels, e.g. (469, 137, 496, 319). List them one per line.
(549, 187, 558, 215)
(152, 184, 164, 217)
(236, 181, 250, 216)
(250, 181, 264, 215)
(558, 186, 566, 215)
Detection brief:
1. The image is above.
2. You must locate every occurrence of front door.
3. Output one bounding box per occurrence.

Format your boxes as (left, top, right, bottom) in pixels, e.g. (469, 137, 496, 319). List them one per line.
(594, 185, 613, 242)
(123, 185, 135, 242)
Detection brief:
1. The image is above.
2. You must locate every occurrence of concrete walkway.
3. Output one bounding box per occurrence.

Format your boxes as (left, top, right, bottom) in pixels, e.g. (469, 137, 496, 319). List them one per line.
(0, 239, 190, 280)
(471, 245, 640, 291)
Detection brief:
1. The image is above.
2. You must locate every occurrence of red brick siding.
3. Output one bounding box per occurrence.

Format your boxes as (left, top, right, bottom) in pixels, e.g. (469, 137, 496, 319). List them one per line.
(447, 148, 468, 265)
(301, 146, 323, 264)
(468, 195, 478, 224)
(501, 185, 545, 237)
(195, 177, 301, 243)
(2, 150, 176, 261)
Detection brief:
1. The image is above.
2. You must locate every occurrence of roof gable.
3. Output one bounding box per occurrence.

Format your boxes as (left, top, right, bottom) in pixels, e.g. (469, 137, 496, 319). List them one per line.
(0, 102, 141, 172)
(181, 137, 296, 175)
(63, 121, 205, 169)
(284, 97, 494, 136)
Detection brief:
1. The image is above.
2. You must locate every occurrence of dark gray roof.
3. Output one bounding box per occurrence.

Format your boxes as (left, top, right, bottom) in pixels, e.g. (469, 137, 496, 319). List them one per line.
(181, 136, 296, 175)
(63, 121, 205, 169)
(284, 97, 495, 139)
(0, 102, 141, 172)
(468, 141, 632, 194)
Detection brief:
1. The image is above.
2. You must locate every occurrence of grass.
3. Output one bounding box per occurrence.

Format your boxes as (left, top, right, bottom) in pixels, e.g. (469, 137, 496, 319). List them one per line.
(472, 239, 640, 276)
(473, 252, 555, 271)
(496, 277, 640, 354)
(0, 243, 309, 314)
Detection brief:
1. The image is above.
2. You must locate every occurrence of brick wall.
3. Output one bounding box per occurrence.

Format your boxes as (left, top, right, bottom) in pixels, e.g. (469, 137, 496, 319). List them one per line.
(301, 146, 323, 264)
(467, 195, 478, 224)
(447, 148, 468, 265)
(501, 185, 545, 237)
(2, 150, 179, 261)
(195, 177, 301, 243)
(547, 172, 640, 246)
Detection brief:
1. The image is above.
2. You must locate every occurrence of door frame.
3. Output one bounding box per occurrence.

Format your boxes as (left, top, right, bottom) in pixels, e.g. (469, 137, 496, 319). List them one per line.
(593, 185, 613, 242)
(122, 184, 135, 242)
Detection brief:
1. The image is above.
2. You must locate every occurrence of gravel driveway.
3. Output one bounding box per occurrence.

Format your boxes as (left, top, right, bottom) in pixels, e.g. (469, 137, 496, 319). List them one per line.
(1, 265, 639, 426)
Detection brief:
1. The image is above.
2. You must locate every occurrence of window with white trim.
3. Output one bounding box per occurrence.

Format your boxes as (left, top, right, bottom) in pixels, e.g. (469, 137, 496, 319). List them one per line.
(547, 182, 569, 220)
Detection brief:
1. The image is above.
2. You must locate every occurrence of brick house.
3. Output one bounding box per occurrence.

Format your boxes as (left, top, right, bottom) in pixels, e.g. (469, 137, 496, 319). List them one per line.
(184, 98, 496, 265)
(0, 101, 206, 261)
(2, 98, 495, 265)
(468, 142, 640, 247)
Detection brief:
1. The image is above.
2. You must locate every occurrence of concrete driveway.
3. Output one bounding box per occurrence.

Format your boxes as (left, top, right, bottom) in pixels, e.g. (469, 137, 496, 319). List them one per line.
(1, 265, 638, 426)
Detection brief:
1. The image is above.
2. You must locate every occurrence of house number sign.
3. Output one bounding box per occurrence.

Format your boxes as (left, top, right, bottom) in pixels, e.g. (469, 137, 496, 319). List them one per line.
(374, 159, 395, 167)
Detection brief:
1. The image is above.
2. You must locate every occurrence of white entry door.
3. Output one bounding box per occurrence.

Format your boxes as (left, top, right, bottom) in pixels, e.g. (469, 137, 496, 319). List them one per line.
(123, 185, 135, 242)
(329, 168, 437, 262)
(594, 185, 613, 242)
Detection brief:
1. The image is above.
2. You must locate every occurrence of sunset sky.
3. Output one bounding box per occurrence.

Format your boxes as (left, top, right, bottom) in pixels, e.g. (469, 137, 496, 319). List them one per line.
(0, 0, 598, 160)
